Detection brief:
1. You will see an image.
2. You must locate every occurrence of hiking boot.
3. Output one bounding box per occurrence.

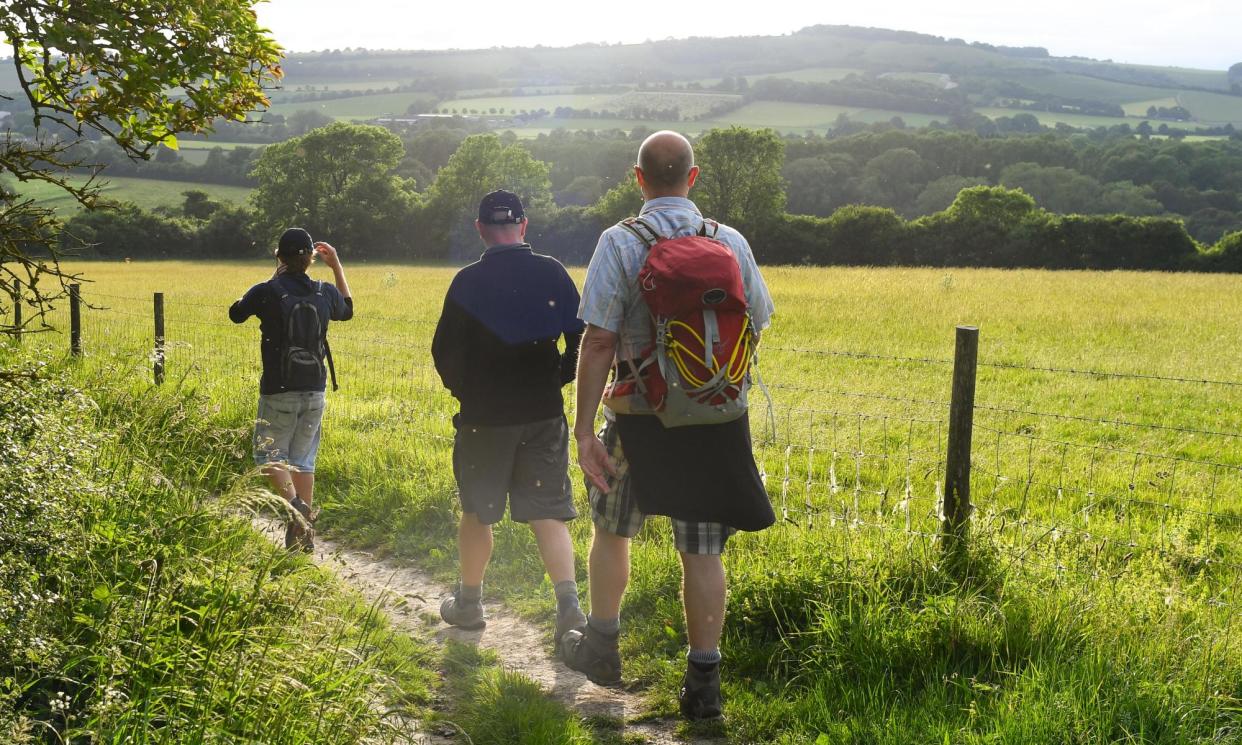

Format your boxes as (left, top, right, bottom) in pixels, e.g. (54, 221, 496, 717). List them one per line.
(284, 519, 304, 550)
(288, 496, 315, 553)
(439, 589, 486, 630)
(560, 625, 622, 687)
(554, 605, 587, 646)
(679, 662, 723, 721)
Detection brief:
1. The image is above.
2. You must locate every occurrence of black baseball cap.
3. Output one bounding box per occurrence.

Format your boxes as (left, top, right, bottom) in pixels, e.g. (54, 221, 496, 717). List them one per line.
(277, 227, 314, 256)
(478, 190, 525, 224)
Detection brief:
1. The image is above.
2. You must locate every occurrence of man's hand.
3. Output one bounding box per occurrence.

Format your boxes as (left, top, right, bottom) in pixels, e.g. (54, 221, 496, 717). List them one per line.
(314, 241, 341, 270)
(576, 431, 618, 493)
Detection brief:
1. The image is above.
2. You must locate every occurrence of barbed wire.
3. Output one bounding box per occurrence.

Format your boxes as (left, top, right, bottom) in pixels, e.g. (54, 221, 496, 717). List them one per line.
(764, 343, 1242, 388)
(973, 401, 1242, 440)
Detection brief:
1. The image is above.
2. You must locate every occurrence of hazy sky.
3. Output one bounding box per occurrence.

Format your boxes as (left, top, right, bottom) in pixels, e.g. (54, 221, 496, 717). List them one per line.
(256, 0, 1241, 71)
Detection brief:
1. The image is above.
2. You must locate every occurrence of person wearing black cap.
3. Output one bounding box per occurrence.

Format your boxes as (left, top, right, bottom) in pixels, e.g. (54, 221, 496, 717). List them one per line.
(229, 227, 354, 552)
(432, 190, 587, 643)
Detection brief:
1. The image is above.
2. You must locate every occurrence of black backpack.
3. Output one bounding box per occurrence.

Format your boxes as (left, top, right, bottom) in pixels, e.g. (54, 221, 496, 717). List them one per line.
(269, 278, 338, 391)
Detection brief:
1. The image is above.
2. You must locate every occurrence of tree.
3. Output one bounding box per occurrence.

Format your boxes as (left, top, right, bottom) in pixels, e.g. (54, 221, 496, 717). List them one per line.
(858, 147, 930, 215)
(913, 175, 989, 216)
(287, 109, 334, 136)
(587, 171, 644, 227)
(1229, 63, 1242, 93)
(419, 134, 552, 259)
(250, 123, 417, 257)
(694, 127, 786, 229)
(782, 155, 858, 217)
(1, 1, 281, 337)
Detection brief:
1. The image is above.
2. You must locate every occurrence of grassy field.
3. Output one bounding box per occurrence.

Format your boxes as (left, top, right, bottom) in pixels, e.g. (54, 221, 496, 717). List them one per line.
(1122, 96, 1182, 116)
(263, 90, 439, 120)
(5, 175, 252, 213)
(20, 261, 1242, 743)
(975, 106, 1220, 131)
(1178, 90, 1242, 124)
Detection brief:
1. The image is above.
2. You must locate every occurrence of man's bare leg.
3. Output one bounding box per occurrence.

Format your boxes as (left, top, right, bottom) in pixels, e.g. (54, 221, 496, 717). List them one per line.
(588, 528, 630, 622)
(440, 512, 492, 629)
(458, 512, 494, 587)
(679, 551, 726, 720)
(560, 526, 626, 685)
(530, 519, 585, 637)
(529, 519, 575, 584)
(680, 553, 726, 651)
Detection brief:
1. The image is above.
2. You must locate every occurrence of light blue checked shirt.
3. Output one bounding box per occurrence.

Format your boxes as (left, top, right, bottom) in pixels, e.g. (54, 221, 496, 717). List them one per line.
(578, 196, 775, 362)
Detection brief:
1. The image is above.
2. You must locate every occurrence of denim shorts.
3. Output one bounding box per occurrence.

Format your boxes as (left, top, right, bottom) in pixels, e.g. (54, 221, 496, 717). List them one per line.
(253, 391, 326, 472)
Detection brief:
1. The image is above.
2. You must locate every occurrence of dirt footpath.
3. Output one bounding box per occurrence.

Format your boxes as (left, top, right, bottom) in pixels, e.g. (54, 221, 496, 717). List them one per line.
(253, 517, 725, 745)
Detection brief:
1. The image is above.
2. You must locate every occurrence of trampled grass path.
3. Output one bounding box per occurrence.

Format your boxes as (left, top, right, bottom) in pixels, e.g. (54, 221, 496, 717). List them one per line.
(251, 517, 722, 745)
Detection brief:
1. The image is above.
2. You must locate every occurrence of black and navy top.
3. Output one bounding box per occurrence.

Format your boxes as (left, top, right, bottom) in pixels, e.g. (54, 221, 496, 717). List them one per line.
(229, 272, 353, 395)
(432, 243, 585, 426)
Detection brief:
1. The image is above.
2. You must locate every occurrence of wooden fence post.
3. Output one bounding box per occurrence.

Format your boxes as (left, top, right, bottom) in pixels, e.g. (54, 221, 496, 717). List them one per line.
(942, 325, 978, 558)
(69, 283, 82, 357)
(10, 280, 19, 343)
(153, 292, 165, 385)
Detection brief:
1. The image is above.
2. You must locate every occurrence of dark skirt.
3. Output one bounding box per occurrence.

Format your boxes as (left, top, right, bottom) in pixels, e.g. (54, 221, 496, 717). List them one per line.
(614, 412, 775, 532)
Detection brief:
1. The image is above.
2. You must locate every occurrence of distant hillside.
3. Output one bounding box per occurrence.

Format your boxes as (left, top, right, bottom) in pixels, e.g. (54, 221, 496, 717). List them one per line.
(3, 24, 1240, 134)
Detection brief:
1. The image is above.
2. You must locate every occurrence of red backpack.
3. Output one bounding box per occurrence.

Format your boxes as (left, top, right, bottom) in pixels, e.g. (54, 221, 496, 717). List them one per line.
(603, 216, 756, 427)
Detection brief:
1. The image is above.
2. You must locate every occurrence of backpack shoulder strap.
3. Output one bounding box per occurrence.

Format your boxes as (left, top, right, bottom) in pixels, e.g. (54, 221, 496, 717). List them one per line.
(267, 277, 290, 300)
(617, 216, 662, 249)
(699, 219, 720, 239)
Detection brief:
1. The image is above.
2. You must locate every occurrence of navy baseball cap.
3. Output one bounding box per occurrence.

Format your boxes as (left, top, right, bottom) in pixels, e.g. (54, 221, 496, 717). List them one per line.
(478, 190, 525, 224)
(277, 227, 314, 256)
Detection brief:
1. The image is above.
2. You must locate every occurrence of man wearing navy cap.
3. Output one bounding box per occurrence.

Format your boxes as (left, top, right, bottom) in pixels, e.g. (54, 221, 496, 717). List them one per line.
(230, 227, 353, 552)
(432, 190, 587, 644)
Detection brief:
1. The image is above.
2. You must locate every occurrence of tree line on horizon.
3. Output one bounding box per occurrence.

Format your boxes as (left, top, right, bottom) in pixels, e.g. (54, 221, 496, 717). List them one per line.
(51, 122, 1242, 273)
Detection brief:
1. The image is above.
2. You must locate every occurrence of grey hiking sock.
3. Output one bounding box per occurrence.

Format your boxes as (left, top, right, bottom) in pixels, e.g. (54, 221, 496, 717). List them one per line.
(688, 647, 722, 668)
(458, 584, 482, 603)
(554, 580, 579, 611)
(587, 614, 620, 636)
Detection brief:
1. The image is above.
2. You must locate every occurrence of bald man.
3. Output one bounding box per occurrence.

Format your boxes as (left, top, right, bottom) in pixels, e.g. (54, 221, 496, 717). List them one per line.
(563, 131, 775, 720)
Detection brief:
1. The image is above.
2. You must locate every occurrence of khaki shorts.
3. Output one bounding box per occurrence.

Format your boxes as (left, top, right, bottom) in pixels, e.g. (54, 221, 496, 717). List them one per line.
(453, 415, 577, 525)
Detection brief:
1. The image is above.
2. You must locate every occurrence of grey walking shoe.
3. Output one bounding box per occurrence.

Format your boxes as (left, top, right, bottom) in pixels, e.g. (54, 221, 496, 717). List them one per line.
(439, 589, 486, 630)
(678, 661, 723, 721)
(560, 625, 622, 687)
(554, 605, 587, 646)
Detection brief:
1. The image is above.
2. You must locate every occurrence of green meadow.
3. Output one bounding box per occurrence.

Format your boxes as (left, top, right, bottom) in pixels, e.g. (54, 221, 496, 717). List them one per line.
(19, 260, 1241, 743)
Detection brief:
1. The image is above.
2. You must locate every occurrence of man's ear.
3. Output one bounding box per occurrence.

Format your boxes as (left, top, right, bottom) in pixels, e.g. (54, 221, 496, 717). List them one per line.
(475, 219, 485, 240)
(634, 165, 646, 190)
(519, 217, 528, 239)
(686, 165, 700, 189)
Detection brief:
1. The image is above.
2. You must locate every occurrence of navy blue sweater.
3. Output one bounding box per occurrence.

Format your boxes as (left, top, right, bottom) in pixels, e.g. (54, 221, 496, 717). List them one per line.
(432, 244, 584, 426)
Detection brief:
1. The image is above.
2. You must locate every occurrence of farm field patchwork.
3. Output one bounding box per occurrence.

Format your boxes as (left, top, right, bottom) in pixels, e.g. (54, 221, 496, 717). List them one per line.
(27, 261, 1242, 743)
(437, 93, 622, 114)
(4, 175, 252, 213)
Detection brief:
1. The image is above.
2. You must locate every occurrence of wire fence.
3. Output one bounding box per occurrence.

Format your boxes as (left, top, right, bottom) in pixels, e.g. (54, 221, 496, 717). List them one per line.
(14, 285, 1242, 607)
